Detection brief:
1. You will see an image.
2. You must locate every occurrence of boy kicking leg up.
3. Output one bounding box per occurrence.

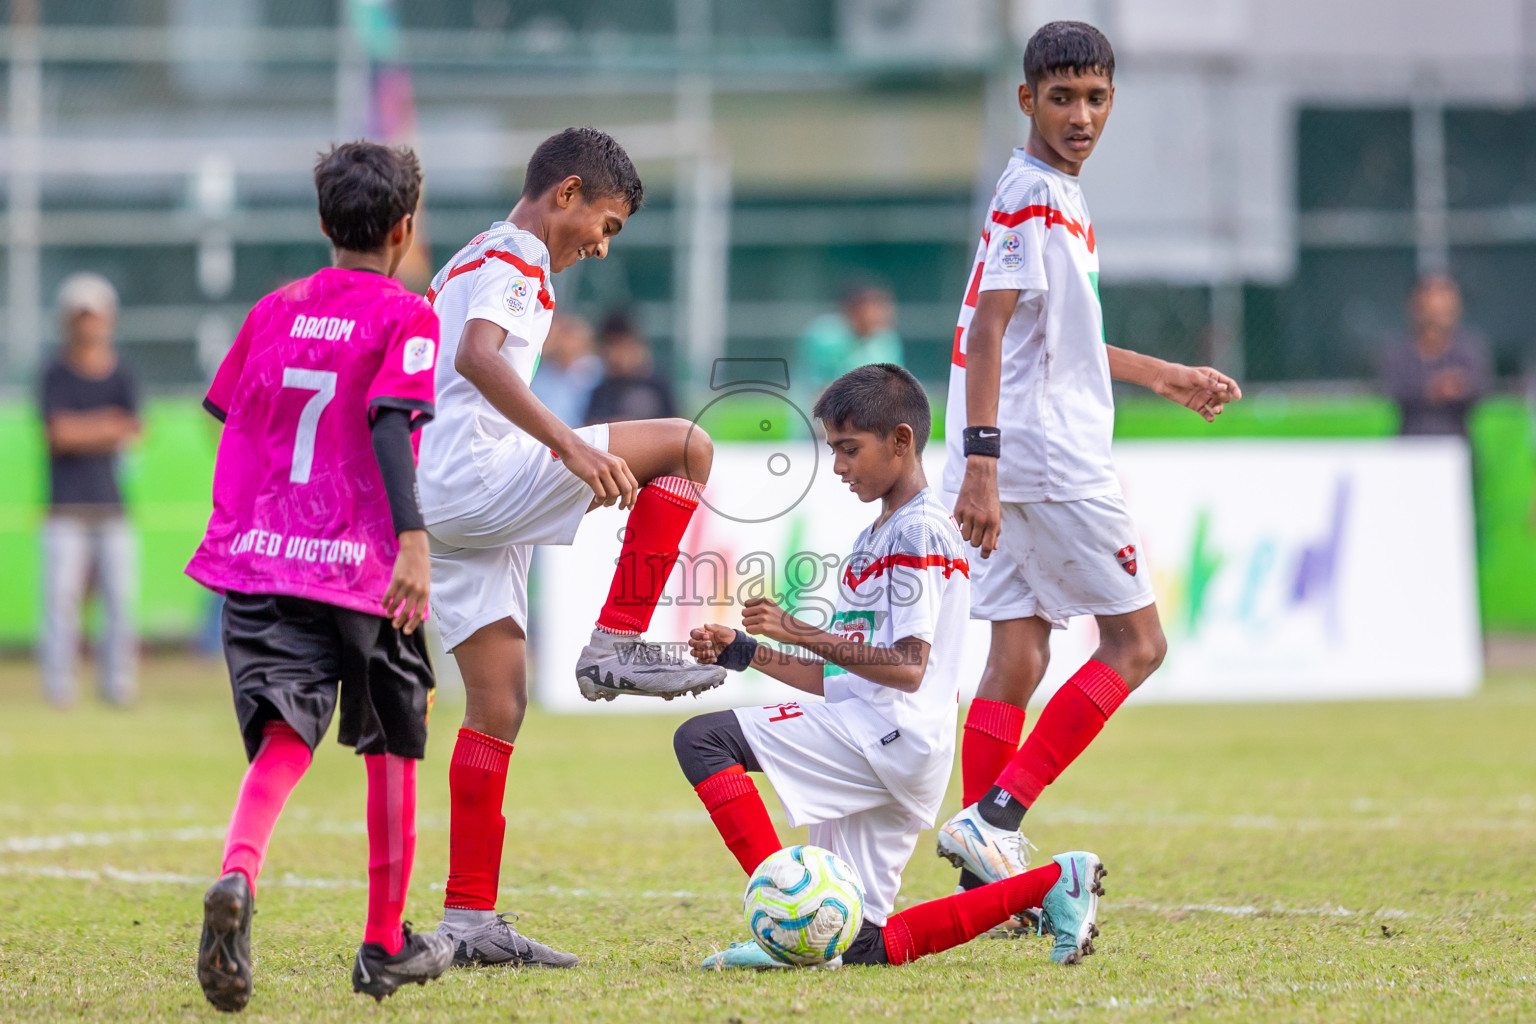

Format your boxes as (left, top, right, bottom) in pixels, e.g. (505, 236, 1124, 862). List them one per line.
(416, 128, 723, 967)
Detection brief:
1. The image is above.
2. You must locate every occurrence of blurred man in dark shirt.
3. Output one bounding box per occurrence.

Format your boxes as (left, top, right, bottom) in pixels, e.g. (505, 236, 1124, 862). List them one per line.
(583, 311, 676, 425)
(38, 272, 141, 707)
(1377, 274, 1491, 437)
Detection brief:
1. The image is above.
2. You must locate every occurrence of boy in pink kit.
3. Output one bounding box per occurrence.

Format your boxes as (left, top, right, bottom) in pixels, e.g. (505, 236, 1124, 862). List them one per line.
(187, 142, 453, 1011)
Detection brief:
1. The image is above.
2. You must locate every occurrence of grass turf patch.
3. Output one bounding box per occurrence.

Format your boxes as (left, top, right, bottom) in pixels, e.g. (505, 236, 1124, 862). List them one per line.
(0, 656, 1532, 1022)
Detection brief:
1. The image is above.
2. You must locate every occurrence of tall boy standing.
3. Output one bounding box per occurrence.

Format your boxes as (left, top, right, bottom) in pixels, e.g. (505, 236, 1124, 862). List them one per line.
(679, 364, 1106, 969)
(188, 142, 450, 1010)
(418, 127, 723, 966)
(937, 22, 1242, 888)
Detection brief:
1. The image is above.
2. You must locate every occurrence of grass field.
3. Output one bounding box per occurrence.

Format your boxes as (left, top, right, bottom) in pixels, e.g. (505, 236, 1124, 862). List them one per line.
(1, 656, 1533, 1023)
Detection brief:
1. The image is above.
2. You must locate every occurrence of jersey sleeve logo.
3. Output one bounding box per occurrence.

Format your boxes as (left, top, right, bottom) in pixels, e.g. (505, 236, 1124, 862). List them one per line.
(998, 231, 1024, 271)
(402, 336, 435, 374)
(504, 276, 532, 316)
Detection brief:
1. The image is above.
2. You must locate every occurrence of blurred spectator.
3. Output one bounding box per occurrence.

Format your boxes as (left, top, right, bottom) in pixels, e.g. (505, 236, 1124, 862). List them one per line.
(531, 313, 602, 426)
(583, 311, 676, 425)
(797, 278, 903, 391)
(38, 273, 141, 707)
(1376, 274, 1491, 437)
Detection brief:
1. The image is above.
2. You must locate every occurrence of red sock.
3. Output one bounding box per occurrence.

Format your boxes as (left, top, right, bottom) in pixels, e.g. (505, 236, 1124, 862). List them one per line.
(996, 660, 1128, 807)
(882, 861, 1062, 965)
(444, 728, 514, 911)
(961, 699, 1026, 806)
(597, 476, 701, 634)
(221, 720, 313, 894)
(364, 753, 416, 955)
(693, 766, 781, 875)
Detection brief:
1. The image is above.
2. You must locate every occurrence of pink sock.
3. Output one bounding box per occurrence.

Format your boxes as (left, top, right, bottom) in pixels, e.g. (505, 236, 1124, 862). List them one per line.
(364, 753, 417, 955)
(222, 720, 313, 894)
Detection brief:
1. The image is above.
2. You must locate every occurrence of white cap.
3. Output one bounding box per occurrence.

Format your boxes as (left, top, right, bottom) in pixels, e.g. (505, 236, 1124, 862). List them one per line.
(57, 272, 119, 321)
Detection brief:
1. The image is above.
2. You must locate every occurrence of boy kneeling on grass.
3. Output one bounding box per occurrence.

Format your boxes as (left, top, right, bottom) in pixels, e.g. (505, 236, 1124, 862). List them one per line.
(677, 363, 1105, 969)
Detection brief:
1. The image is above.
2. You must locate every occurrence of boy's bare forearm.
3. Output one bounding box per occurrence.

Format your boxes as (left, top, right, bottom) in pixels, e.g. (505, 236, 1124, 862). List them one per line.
(964, 291, 1017, 427)
(455, 319, 577, 455)
(746, 646, 826, 696)
(1106, 345, 1163, 388)
(774, 623, 927, 693)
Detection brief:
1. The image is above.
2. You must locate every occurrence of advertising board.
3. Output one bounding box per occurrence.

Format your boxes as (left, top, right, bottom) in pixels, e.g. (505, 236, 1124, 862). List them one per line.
(533, 439, 1481, 711)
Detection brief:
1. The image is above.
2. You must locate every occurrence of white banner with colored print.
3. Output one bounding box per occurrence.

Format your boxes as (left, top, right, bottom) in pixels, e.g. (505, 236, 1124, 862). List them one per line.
(531, 438, 1481, 712)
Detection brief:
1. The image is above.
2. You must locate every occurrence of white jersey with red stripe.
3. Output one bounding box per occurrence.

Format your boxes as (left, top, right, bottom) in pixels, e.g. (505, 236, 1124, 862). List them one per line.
(417, 221, 558, 522)
(815, 487, 970, 824)
(942, 149, 1118, 504)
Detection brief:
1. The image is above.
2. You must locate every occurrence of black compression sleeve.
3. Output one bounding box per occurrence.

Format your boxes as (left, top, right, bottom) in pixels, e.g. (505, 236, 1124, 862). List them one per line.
(673, 711, 762, 786)
(370, 407, 425, 534)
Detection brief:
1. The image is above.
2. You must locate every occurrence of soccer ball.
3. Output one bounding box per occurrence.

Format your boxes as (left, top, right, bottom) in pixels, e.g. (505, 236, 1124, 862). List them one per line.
(742, 845, 865, 966)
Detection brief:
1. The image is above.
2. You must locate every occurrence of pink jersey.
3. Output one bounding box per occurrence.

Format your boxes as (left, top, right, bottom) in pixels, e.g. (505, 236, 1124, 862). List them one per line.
(186, 267, 438, 616)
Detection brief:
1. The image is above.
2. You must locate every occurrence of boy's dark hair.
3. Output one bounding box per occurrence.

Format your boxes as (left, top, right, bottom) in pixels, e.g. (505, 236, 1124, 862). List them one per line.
(1023, 21, 1115, 89)
(522, 127, 645, 215)
(813, 363, 932, 454)
(314, 142, 422, 252)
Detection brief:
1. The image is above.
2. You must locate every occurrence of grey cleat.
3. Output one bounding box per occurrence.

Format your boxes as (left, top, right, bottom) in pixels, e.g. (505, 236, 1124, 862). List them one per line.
(197, 871, 254, 1013)
(575, 628, 727, 701)
(437, 910, 579, 968)
(351, 924, 454, 1001)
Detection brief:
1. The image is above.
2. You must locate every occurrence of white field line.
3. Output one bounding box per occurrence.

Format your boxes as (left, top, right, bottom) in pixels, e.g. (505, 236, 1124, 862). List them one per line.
(2, 803, 1532, 858)
(0, 862, 706, 899)
(1028, 806, 1536, 832)
(6, 862, 1534, 925)
(0, 825, 229, 853)
(0, 812, 714, 855)
(1117, 897, 1418, 920)
(0, 862, 1424, 917)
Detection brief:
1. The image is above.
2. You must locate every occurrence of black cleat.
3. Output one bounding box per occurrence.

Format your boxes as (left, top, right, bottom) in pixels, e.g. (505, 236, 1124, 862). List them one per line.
(197, 872, 254, 1013)
(351, 923, 454, 1002)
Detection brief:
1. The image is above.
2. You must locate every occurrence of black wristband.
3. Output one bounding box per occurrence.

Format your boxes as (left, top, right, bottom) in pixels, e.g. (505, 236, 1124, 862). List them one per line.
(962, 426, 1001, 458)
(717, 629, 759, 672)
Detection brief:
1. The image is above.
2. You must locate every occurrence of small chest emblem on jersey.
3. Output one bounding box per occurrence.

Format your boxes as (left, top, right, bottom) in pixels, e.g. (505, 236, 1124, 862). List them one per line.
(504, 277, 532, 315)
(1115, 545, 1138, 577)
(402, 336, 435, 374)
(999, 232, 1024, 271)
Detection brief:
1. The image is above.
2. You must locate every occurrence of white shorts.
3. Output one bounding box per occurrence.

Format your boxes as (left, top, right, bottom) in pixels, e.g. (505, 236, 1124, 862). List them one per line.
(735, 699, 924, 927)
(427, 424, 609, 650)
(970, 493, 1155, 627)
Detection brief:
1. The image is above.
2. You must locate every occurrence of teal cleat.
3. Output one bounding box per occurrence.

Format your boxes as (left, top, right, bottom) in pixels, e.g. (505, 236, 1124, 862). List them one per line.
(700, 940, 842, 971)
(1038, 852, 1106, 965)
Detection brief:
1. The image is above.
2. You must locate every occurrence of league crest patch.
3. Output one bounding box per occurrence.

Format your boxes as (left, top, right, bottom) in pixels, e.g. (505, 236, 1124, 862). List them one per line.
(1115, 544, 1138, 577)
(402, 336, 435, 374)
(999, 231, 1023, 271)
(504, 276, 532, 315)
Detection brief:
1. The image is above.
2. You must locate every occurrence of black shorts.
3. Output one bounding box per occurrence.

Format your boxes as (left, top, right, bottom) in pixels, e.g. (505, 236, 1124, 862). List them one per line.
(222, 591, 435, 762)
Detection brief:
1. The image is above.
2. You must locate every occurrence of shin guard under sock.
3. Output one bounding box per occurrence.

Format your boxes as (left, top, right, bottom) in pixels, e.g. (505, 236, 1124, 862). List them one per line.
(597, 476, 701, 635)
(364, 753, 417, 955)
(994, 660, 1128, 810)
(881, 861, 1063, 965)
(693, 765, 781, 875)
(444, 728, 514, 911)
(962, 698, 1026, 806)
(221, 720, 313, 894)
